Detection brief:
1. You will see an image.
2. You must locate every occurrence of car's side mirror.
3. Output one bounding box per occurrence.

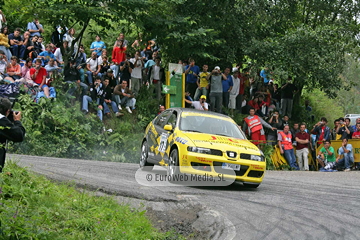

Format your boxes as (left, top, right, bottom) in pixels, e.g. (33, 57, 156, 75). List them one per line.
(164, 124, 173, 131)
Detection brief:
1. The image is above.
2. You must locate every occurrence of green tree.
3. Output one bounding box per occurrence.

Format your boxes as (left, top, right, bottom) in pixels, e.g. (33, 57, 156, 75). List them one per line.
(242, 0, 360, 98)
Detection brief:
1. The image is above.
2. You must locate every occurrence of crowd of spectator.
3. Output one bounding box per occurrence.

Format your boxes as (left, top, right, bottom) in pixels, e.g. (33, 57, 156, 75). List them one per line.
(182, 60, 360, 172)
(0, 15, 165, 121)
(0, 13, 358, 171)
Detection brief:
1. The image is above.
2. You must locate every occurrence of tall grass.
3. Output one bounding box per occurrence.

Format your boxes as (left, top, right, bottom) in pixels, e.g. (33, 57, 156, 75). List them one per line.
(0, 161, 175, 239)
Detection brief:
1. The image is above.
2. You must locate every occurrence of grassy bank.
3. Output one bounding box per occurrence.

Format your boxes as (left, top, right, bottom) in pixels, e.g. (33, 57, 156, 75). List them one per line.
(0, 161, 175, 239)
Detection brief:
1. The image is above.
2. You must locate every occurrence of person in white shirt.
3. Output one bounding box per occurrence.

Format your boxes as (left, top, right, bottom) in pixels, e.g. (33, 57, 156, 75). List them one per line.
(38, 36, 45, 52)
(129, 50, 144, 97)
(0, 10, 6, 30)
(229, 68, 240, 115)
(64, 28, 77, 52)
(0, 50, 7, 78)
(54, 40, 69, 66)
(149, 56, 163, 101)
(184, 95, 208, 111)
(86, 51, 101, 85)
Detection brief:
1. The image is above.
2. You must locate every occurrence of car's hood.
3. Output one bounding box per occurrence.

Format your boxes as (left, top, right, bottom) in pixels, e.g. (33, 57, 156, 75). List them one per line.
(182, 132, 261, 155)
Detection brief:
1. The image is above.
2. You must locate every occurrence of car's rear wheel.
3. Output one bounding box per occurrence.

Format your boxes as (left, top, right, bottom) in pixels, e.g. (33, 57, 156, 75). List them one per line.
(168, 148, 180, 180)
(243, 183, 260, 188)
(140, 141, 154, 170)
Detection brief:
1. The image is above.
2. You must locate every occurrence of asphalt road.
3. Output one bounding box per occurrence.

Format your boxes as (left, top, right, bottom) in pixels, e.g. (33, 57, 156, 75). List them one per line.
(9, 154, 360, 240)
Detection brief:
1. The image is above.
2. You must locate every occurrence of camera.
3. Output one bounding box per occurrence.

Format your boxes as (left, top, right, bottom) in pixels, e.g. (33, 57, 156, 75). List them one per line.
(7, 110, 19, 122)
(7, 97, 19, 122)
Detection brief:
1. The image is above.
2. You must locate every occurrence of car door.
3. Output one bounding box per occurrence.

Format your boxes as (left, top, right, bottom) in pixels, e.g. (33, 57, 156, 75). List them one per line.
(152, 110, 173, 163)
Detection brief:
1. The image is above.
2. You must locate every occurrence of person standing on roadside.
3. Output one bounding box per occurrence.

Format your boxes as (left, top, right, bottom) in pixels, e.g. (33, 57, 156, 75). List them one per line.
(311, 117, 331, 146)
(352, 123, 360, 139)
(243, 108, 276, 146)
(222, 67, 233, 111)
(351, 118, 360, 132)
(194, 64, 210, 101)
(267, 110, 282, 146)
(280, 77, 298, 118)
(295, 123, 311, 171)
(208, 66, 226, 113)
(184, 58, 200, 98)
(331, 119, 341, 140)
(0, 97, 25, 172)
(336, 117, 354, 140)
(278, 125, 299, 170)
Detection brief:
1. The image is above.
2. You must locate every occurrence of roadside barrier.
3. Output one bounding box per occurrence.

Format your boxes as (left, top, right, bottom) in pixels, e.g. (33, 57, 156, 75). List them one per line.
(268, 139, 360, 170)
(316, 139, 359, 162)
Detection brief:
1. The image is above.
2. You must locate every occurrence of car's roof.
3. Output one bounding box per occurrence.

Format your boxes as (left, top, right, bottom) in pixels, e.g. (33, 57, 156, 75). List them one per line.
(170, 108, 234, 120)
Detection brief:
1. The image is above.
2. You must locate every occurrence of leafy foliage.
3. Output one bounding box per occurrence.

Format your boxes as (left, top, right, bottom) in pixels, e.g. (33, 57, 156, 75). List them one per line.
(10, 77, 160, 162)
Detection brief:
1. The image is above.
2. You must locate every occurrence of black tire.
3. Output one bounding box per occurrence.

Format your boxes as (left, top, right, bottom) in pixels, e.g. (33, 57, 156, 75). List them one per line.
(243, 183, 260, 188)
(168, 148, 181, 181)
(140, 141, 154, 170)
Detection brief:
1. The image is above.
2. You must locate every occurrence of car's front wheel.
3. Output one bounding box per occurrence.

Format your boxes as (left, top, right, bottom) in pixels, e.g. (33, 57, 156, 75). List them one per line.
(140, 141, 154, 170)
(168, 148, 181, 180)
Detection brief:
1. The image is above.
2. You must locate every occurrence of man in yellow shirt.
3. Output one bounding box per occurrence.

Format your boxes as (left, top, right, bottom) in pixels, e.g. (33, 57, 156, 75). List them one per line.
(194, 64, 210, 101)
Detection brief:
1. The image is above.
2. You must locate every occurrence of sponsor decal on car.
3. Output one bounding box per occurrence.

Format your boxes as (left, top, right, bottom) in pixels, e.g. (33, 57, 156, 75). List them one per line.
(175, 137, 188, 144)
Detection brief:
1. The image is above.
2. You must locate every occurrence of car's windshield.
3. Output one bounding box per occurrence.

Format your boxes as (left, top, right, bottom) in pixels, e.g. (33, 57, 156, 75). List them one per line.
(179, 113, 246, 139)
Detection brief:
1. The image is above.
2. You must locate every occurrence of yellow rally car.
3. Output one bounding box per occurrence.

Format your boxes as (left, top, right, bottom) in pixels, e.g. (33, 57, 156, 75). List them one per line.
(140, 108, 266, 188)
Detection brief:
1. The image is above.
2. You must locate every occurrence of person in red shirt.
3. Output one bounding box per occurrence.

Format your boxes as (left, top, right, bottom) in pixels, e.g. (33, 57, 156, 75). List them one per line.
(111, 40, 126, 79)
(246, 94, 268, 117)
(352, 123, 360, 139)
(295, 123, 311, 170)
(243, 108, 276, 146)
(278, 125, 300, 170)
(30, 58, 50, 97)
(311, 117, 331, 146)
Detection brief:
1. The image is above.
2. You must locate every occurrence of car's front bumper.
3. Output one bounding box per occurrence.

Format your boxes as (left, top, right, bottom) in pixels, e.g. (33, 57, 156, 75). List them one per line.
(179, 151, 266, 184)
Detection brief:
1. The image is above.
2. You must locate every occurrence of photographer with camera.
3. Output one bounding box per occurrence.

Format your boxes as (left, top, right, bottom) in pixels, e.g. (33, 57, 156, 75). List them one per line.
(267, 110, 282, 146)
(81, 76, 104, 120)
(0, 97, 25, 172)
(207, 66, 226, 113)
(119, 53, 133, 84)
(336, 117, 353, 140)
(129, 51, 144, 97)
(64, 59, 88, 97)
(311, 117, 331, 146)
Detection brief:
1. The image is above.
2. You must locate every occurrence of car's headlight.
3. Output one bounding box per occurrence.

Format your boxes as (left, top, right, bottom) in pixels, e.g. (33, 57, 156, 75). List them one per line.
(187, 146, 211, 154)
(250, 155, 264, 161)
(240, 153, 265, 161)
